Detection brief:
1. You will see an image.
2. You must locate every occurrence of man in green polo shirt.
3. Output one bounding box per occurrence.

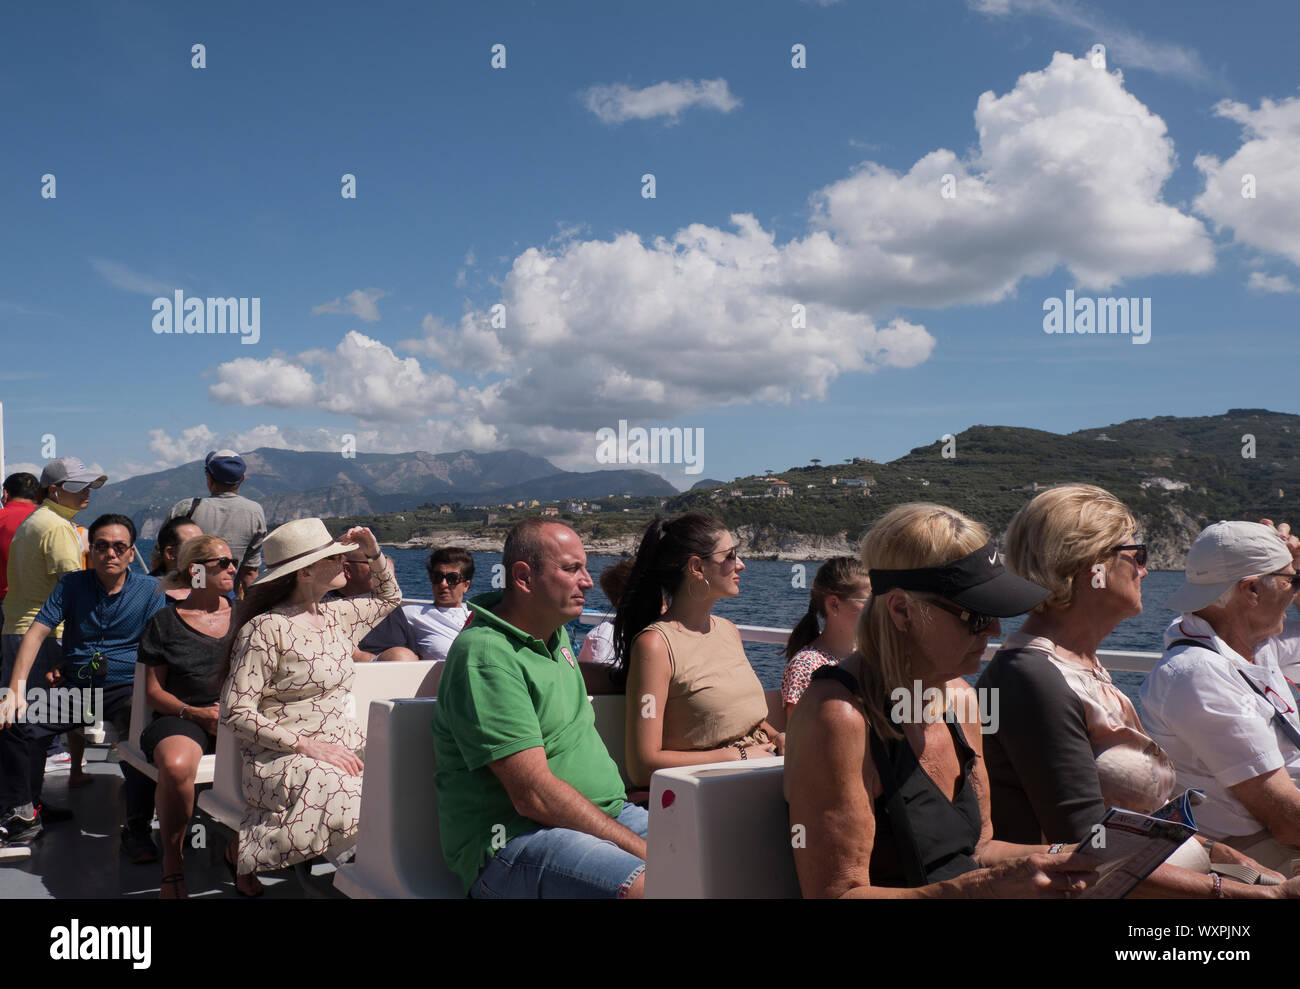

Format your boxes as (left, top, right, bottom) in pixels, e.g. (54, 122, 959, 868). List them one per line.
(431, 518, 647, 898)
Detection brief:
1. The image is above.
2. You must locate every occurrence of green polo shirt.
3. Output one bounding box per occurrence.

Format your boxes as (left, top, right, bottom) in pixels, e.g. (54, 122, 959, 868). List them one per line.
(431, 591, 626, 894)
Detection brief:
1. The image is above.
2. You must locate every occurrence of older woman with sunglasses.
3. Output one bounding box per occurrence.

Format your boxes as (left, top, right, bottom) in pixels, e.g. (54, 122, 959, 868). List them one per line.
(785, 503, 1100, 897)
(139, 535, 239, 897)
(613, 514, 781, 789)
(977, 485, 1292, 898)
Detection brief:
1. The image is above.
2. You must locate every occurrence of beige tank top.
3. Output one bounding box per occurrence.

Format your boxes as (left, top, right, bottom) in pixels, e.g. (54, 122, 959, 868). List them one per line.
(638, 617, 770, 750)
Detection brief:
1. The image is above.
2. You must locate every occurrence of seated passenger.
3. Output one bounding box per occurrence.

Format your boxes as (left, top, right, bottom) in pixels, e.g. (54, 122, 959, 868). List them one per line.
(1142, 520, 1300, 876)
(401, 547, 474, 662)
(140, 535, 238, 898)
(980, 486, 1287, 897)
(220, 521, 399, 886)
(334, 548, 419, 662)
(577, 558, 634, 694)
(150, 517, 205, 601)
(785, 503, 1098, 897)
(613, 513, 780, 789)
(781, 556, 870, 719)
(431, 518, 646, 898)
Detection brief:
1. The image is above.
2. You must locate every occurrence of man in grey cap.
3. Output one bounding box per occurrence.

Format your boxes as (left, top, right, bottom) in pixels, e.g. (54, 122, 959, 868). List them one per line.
(1141, 520, 1300, 874)
(0, 458, 105, 839)
(166, 449, 267, 597)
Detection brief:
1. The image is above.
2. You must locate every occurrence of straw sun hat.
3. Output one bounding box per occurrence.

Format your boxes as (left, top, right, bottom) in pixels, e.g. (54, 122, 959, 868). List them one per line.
(251, 518, 357, 586)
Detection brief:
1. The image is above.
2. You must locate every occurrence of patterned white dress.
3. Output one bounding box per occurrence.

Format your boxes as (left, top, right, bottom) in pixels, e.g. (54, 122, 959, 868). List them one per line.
(220, 563, 401, 874)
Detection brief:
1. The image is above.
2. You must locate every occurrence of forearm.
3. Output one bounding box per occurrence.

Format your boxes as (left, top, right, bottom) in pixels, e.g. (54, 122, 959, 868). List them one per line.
(1129, 863, 1277, 900)
(370, 554, 402, 607)
(9, 622, 53, 689)
(146, 682, 193, 719)
(630, 743, 744, 785)
(516, 776, 645, 859)
(975, 839, 1051, 865)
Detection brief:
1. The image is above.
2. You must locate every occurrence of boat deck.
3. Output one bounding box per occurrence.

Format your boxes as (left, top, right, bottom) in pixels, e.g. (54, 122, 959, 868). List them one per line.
(0, 746, 335, 899)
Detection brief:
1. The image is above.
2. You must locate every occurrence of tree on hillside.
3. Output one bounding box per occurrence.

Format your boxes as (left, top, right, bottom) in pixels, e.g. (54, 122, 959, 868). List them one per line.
(765, 469, 774, 476)
(811, 458, 821, 467)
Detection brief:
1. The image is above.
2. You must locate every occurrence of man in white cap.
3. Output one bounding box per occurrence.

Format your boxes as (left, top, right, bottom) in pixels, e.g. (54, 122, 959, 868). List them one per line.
(166, 449, 267, 597)
(1141, 520, 1300, 874)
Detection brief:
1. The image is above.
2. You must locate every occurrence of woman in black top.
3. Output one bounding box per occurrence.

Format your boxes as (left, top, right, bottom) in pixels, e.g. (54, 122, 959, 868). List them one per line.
(138, 535, 237, 898)
(784, 503, 1097, 898)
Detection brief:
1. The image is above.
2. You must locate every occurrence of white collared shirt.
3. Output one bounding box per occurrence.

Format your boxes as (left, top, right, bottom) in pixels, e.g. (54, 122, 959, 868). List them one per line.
(1139, 614, 1300, 838)
(401, 603, 471, 662)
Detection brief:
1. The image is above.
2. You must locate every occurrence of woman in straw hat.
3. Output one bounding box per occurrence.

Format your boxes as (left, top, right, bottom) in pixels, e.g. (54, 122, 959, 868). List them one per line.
(217, 519, 399, 890)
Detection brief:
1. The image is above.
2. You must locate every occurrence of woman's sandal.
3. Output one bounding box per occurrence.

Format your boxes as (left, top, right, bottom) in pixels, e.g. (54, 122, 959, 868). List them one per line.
(159, 873, 187, 899)
(224, 842, 264, 898)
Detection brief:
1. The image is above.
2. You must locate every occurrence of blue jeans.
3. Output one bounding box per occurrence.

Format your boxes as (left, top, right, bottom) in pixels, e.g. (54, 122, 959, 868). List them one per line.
(470, 802, 649, 899)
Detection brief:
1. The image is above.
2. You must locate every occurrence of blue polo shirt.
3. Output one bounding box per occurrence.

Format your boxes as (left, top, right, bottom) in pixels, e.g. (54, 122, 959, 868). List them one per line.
(34, 570, 167, 685)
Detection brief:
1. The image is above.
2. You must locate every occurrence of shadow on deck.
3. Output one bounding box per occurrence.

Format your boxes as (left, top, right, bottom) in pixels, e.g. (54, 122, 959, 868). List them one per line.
(0, 746, 322, 899)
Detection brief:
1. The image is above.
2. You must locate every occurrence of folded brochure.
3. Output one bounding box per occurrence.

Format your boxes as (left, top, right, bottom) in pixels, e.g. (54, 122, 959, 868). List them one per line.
(1073, 789, 1202, 899)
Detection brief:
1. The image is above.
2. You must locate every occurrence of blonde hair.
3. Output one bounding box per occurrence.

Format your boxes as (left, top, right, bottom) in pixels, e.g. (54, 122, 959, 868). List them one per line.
(855, 503, 989, 740)
(164, 534, 230, 591)
(1004, 484, 1136, 613)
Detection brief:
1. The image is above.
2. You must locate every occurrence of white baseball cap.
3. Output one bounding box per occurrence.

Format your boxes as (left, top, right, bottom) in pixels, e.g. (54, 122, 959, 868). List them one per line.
(1166, 521, 1294, 613)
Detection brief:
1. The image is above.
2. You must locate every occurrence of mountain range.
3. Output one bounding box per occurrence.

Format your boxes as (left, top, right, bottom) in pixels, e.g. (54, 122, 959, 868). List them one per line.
(89, 448, 677, 537)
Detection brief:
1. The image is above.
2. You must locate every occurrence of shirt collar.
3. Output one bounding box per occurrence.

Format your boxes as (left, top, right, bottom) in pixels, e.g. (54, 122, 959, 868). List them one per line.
(42, 500, 81, 522)
(466, 591, 564, 657)
(1172, 613, 1253, 667)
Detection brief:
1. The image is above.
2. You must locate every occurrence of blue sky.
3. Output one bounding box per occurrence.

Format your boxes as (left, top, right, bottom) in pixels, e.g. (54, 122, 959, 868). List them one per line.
(1, 0, 1297, 491)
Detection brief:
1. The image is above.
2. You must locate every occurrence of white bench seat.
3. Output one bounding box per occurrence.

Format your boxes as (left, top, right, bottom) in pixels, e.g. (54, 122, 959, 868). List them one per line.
(646, 758, 799, 898)
(196, 659, 442, 834)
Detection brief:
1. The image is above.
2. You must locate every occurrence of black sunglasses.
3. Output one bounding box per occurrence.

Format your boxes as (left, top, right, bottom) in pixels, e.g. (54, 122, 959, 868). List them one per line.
(92, 540, 131, 555)
(926, 598, 996, 636)
(1113, 544, 1148, 568)
(430, 570, 465, 585)
(197, 557, 238, 570)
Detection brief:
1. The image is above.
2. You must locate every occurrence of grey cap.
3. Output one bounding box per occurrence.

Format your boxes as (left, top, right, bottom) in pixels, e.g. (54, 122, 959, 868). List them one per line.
(1166, 520, 1294, 613)
(40, 457, 107, 493)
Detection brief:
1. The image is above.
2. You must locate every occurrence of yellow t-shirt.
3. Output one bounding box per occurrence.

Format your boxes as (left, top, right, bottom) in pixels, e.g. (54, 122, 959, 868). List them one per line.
(2, 501, 83, 637)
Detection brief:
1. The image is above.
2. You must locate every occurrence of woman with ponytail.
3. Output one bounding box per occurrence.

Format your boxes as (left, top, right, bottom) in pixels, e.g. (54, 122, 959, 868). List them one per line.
(781, 557, 870, 718)
(614, 513, 781, 789)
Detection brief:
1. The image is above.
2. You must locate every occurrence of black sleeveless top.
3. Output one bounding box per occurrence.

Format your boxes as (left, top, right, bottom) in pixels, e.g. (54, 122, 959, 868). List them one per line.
(811, 664, 981, 887)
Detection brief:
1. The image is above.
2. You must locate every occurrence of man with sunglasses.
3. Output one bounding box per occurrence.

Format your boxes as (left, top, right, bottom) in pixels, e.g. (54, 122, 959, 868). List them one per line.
(1142, 520, 1300, 874)
(401, 547, 475, 662)
(0, 514, 165, 850)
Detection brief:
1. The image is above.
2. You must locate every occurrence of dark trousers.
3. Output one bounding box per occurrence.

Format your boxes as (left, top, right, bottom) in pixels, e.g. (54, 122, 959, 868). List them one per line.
(0, 679, 156, 833)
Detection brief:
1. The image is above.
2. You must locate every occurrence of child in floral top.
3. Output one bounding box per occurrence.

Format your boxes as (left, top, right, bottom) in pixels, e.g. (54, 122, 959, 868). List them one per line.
(781, 557, 870, 718)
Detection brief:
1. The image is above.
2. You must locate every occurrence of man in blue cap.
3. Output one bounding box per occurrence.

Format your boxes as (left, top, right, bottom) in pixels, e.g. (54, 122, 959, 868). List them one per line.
(166, 450, 267, 597)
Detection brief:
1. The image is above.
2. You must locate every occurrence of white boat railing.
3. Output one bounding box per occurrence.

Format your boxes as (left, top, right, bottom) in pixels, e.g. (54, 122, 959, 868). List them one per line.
(401, 603, 1161, 676)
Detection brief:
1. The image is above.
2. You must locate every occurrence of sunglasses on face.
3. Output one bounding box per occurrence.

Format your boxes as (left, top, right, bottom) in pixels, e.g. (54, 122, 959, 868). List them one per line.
(926, 597, 997, 636)
(1112, 544, 1148, 568)
(709, 546, 740, 563)
(197, 557, 238, 570)
(430, 571, 465, 585)
(1267, 571, 1300, 590)
(92, 540, 131, 556)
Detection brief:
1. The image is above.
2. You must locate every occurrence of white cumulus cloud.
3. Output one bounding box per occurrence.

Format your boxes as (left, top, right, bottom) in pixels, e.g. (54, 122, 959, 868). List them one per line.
(1246, 271, 1298, 294)
(193, 52, 1221, 471)
(1195, 97, 1300, 268)
(311, 288, 386, 322)
(582, 78, 741, 125)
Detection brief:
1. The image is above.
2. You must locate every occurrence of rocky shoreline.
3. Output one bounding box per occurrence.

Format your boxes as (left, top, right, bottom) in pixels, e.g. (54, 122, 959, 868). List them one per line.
(386, 515, 1194, 570)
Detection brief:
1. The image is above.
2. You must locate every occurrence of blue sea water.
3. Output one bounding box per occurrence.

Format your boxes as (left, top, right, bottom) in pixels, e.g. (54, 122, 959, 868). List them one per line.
(384, 550, 1181, 709)
(140, 541, 1177, 709)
